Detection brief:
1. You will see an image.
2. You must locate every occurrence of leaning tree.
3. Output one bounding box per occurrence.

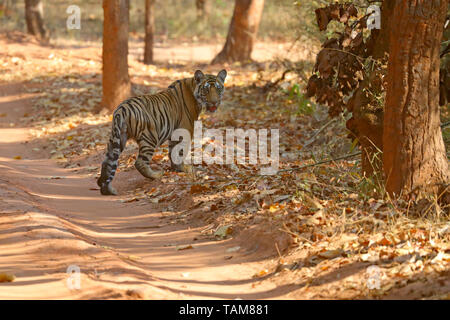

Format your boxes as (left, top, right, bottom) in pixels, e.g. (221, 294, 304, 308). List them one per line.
(196, 0, 208, 21)
(212, 0, 265, 64)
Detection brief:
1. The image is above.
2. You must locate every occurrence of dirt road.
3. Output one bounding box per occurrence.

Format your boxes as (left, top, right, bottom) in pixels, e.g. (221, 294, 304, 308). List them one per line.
(0, 82, 299, 299)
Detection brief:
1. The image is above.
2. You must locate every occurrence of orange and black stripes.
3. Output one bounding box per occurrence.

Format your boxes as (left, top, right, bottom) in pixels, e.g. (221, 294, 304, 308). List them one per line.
(97, 69, 227, 195)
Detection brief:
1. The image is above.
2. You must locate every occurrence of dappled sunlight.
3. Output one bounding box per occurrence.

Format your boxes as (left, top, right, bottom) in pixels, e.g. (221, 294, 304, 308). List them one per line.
(0, 0, 448, 302)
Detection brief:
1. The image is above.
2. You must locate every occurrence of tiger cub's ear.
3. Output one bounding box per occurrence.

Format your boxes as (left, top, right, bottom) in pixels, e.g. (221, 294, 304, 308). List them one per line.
(194, 70, 205, 84)
(217, 69, 227, 83)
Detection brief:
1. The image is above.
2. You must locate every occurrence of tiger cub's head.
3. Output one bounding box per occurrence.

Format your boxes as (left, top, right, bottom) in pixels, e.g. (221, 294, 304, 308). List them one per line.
(193, 69, 227, 113)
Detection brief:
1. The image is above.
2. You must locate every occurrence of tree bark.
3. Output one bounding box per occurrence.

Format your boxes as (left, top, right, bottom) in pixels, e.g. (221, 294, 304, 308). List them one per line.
(211, 0, 264, 64)
(144, 0, 155, 65)
(196, 0, 208, 21)
(24, 0, 48, 42)
(383, 0, 449, 199)
(101, 0, 131, 111)
(440, 19, 450, 106)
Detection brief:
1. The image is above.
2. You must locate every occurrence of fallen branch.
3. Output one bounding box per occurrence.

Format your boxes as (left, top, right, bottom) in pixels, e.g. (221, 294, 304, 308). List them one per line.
(277, 152, 361, 174)
(165, 122, 449, 186)
(166, 152, 361, 186)
(301, 118, 337, 149)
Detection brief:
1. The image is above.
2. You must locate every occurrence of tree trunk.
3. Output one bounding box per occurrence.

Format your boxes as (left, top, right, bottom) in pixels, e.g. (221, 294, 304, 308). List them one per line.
(440, 20, 450, 106)
(211, 0, 264, 64)
(24, 0, 48, 42)
(196, 0, 208, 21)
(144, 0, 155, 65)
(383, 0, 449, 200)
(101, 0, 131, 111)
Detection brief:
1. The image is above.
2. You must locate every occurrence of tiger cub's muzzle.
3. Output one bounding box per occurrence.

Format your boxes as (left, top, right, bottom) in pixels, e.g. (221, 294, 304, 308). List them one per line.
(206, 102, 220, 112)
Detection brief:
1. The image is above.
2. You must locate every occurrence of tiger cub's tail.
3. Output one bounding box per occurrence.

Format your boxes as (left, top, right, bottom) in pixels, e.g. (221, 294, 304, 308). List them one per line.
(97, 107, 128, 195)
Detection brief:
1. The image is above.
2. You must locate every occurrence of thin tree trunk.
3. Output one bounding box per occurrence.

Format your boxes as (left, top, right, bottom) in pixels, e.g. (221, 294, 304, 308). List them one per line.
(101, 0, 131, 111)
(383, 0, 449, 200)
(212, 0, 264, 64)
(24, 0, 48, 42)
(196, 0, 208, 21)
(144, 0, 155, 65)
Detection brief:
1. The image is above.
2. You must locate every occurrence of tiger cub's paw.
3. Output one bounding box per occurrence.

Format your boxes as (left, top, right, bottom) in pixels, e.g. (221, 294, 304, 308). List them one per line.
(100, 183, 117, 196)
(135, 160, 163, 179)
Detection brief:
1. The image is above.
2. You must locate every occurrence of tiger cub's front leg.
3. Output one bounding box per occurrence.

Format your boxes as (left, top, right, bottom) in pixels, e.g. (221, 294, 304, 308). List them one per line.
(135, 132, 163, 179)
(169, 140, 194, 174)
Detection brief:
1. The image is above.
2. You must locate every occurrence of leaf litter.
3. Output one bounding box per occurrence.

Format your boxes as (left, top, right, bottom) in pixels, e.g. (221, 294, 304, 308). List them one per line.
(4, 37, 449, 299)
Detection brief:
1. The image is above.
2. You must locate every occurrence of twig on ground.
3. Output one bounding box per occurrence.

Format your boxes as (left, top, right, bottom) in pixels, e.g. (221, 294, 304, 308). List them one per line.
(164, 121, 448, 186)
(166, 152, 361, 186)
(302, 118, 337, 149)
(262, 69, 293, 93)
(277, 152, 361, 174)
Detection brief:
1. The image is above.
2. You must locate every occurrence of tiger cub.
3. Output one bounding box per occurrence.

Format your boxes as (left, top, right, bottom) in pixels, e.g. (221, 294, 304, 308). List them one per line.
(97, 69, 227, 195)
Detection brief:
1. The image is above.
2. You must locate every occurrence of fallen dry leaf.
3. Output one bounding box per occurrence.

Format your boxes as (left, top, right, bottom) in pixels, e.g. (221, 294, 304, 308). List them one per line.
(0, 273, 15, 283)
(176, 244, 194, 251)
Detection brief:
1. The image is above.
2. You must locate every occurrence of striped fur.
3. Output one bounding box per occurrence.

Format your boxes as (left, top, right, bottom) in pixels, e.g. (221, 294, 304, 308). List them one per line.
(97, 69, 227, 195)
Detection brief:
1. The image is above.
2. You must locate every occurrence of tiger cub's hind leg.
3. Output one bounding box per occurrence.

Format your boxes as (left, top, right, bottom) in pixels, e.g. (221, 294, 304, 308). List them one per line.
(97, 112, 128, 195)
(135, 132, 163, 179)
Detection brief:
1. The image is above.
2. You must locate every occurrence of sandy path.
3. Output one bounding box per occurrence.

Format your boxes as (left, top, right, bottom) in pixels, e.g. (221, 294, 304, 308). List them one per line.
(0, 83, 294, 300)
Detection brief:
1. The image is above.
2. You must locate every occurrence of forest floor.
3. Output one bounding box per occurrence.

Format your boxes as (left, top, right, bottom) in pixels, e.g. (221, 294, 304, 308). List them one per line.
(0, 32, 449, 299)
